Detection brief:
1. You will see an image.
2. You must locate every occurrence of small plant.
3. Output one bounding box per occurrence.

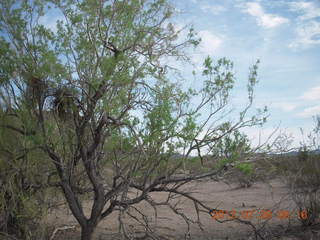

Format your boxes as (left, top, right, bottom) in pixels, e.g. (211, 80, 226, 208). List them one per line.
(235, 162, 253, 176)
(298, 146, 309, 162)
(233, 162, 255, 188)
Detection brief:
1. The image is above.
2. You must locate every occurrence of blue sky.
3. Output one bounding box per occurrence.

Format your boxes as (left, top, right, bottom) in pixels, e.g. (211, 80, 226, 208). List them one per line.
(37, 0, 319, 148)
(169, 0, 320, 147)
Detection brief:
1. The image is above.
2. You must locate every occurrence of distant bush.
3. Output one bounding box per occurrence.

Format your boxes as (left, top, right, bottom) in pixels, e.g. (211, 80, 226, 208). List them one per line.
(235, 162, 253, 175)
(220, 160, 257, 188)
(274, 116, 320, 226)
(284, 153, 320, 226)
(209, 130, 261, 188)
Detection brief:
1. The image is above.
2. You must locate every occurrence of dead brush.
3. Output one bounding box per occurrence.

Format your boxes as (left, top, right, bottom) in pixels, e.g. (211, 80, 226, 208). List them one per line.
(284, 152, 320, 226)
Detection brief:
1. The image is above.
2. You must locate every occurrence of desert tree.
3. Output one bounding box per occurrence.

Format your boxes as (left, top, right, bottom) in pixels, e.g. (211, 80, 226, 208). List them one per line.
(0, 0, 267, 239)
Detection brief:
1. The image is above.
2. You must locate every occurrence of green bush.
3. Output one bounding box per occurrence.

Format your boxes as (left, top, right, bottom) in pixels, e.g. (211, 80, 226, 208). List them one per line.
(0, 112, 50, 239)
(235, 162, 253, 176)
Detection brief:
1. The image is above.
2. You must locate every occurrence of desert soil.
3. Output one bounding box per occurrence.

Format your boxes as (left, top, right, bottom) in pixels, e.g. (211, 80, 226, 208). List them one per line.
(46, 179, 320, 240)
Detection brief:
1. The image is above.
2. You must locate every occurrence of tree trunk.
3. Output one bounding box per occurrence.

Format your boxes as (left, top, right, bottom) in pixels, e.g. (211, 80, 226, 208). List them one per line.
(81, 224, 95, 240)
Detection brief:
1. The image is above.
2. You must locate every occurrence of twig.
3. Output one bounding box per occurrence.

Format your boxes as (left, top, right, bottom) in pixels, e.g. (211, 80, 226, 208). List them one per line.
(49, 225, 76, 240)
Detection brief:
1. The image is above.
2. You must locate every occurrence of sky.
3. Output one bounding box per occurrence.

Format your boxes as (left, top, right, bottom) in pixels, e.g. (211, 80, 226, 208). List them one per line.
(36, 0, 320, 149)
(170, 0, 320, 148)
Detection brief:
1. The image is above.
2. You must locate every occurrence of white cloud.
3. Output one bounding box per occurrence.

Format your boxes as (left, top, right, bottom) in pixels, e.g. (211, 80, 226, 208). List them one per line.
(288, 1, 320, 49)
(289, 20, 320, 49)
(243, 126, 280, 148)
(275, 102, 297, 112)
(301, 86, 320, 101)
(244, 2, 289, 28)
(297, 106, 320, 118)
(244, 126, 312, 149)
(201, 4, 227, 15)
(289, 1, 320, 20)
(39, 14, 64, 33)
(190, 30, 223, 70)
(198, 30, 223, 55)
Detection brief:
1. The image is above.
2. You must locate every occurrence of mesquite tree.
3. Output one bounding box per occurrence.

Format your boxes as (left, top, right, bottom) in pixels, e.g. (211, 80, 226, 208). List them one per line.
(0, 0, 267, 239)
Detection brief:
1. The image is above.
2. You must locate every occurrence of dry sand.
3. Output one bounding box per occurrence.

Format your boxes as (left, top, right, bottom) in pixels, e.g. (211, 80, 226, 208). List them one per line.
(47, 179, 320, 239)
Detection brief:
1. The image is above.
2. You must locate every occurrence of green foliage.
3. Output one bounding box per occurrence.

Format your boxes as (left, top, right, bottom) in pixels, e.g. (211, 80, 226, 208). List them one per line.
(214, 130, 251, 164)
(215, 157, 233, 170)
(211, 131, 257, 188)
(0, 0, 268, 239)
(235, 162, 253, 176)
(0, 111, 50, 239)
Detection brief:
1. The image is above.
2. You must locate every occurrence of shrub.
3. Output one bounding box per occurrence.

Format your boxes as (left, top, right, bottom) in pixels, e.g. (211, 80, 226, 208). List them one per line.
(278, 116, 320, 226)
(0, 111, 50, 239)
(224, 161, 256, 188)
(285, 154, 320, 226)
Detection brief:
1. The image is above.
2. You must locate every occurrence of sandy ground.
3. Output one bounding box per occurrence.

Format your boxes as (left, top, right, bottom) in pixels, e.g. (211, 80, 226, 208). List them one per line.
(47, 179, 320, 240)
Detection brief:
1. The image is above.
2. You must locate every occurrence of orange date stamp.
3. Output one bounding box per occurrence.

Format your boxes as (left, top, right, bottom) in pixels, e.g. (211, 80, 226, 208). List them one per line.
(209, 209, 309, 220)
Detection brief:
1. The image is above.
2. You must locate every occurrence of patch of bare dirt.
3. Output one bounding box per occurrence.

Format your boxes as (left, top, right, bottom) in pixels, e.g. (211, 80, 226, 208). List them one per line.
(46, 179, 320, 239)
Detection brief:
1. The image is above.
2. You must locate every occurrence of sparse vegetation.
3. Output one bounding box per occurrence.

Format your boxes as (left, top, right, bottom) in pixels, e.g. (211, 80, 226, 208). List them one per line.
(0, 0, 319, 239)
(0, 0, 268, 239)
(267, 116, 320, 228)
